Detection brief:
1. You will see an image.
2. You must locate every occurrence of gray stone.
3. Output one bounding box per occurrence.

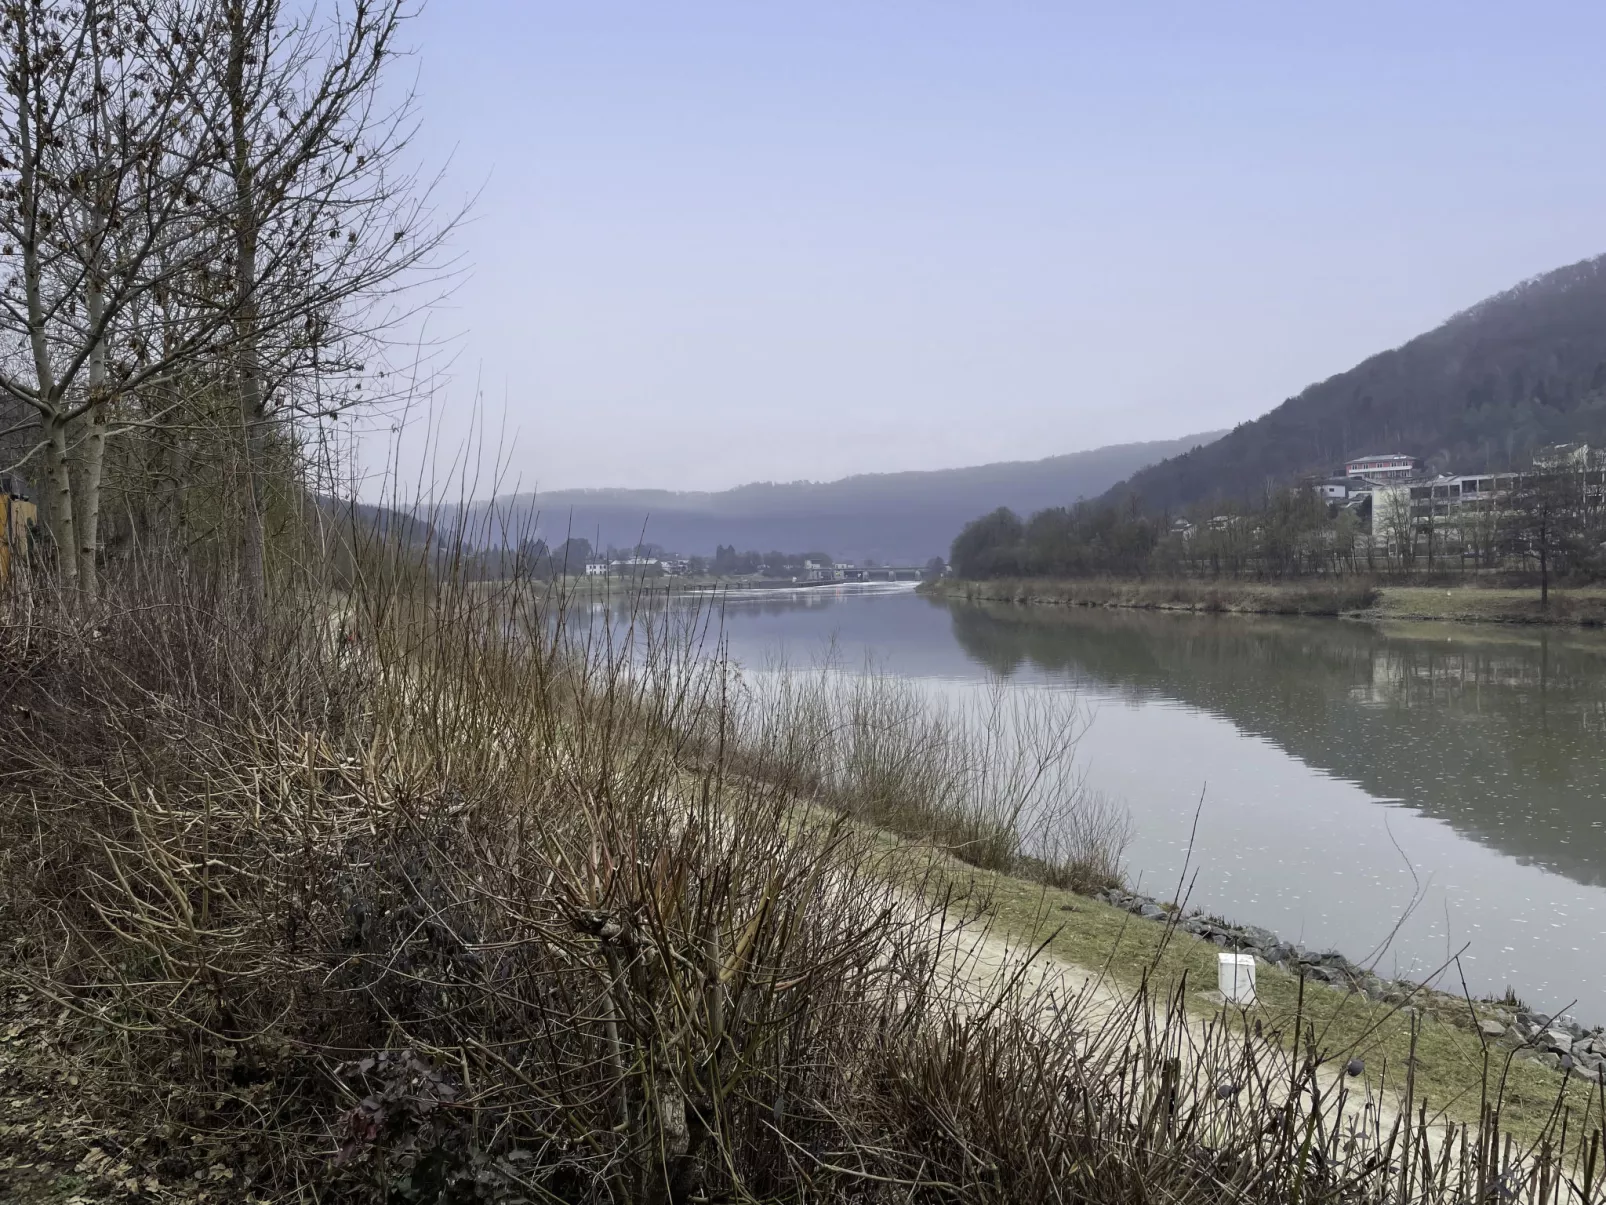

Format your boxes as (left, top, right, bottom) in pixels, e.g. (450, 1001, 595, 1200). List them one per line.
(1571, 1063, 1604, 1085)
(1138, 903, 1167, 921)
(1537, 1052, 1563, 1071)
(1478, 1019, 1507, 1039)
(1543, 1029, 1574, 1055)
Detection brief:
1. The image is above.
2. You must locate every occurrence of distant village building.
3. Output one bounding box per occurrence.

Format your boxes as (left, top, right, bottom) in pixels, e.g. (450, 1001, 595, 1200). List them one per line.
(1369, 470, 1527, 553)
(1311, 475, 1369, 501)
(1344, 454, 1423, 483)
(584, 561, 609, 576)
(609, 556, 667, 577)
(1534, 442, 1593, 471)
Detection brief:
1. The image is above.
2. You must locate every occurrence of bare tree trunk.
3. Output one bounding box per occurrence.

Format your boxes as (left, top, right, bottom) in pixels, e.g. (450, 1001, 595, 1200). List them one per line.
(45, 417, 77, 588)
(75, 401, 106, 599)
(227, 2, 267, 616)
(14, 13, 72, 592)
(75, 276, 109, 602)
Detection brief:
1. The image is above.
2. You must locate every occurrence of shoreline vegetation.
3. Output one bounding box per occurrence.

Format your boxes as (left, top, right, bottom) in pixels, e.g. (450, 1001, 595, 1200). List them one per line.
(922, 574, 1606, 626)
(5, 548, 1603, 1202)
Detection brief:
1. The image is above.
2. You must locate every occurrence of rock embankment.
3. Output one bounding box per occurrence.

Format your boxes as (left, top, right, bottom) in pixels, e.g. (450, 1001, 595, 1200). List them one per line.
(1093, 886, 1606, 1083)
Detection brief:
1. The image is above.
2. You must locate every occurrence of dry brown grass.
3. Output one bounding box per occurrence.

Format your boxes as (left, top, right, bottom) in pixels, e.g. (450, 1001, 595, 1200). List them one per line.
(927, 575, 1382, 616)
(2, 540, 1604, 1203)
(927, 575, 1606, 628)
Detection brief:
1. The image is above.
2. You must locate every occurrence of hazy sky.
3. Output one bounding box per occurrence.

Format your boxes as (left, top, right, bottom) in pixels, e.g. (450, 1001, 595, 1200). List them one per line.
(391, 1, 1606, 494)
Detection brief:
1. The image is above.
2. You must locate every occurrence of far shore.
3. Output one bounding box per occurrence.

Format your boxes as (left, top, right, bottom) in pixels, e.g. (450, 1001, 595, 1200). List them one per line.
(922, 575, 1606, 627)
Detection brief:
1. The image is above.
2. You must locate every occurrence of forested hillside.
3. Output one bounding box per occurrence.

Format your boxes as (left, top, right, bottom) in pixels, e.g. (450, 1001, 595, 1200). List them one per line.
(1113, 254, 1606, 511)
(468, 432, 1221, 563)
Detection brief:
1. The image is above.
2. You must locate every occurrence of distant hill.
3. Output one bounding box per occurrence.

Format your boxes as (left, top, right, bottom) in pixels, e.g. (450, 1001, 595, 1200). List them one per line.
(469, 433, 1222, 564)
(1112, 254, 1606, 513)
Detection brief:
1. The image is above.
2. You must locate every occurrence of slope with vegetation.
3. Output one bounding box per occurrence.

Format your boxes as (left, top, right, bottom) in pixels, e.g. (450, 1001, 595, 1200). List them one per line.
(466, 431, 1222, 566)
(941, 257, 1606, 601)
(1114, 254, 1606, 513)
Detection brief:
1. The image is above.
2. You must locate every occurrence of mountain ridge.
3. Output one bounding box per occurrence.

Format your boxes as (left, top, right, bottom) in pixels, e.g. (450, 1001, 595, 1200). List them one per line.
(469, 432, 1224, 563)
(1109, 253, 1606, 513)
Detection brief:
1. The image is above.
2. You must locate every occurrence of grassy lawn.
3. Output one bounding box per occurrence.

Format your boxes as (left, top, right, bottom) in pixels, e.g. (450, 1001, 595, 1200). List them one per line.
(928, 576, 1378, 615)
(881, 836, 1601, 1147)
(929, 576, 1606, 627)
(1371, 585, 1606, 626)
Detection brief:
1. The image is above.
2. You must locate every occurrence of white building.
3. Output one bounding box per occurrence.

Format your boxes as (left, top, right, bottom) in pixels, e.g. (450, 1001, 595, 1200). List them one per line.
(584, 561, 609, 576)
(1534, 442, 1591, 471)
(1311, 476, 1369, 501)
(1344, 454, 1423, 483)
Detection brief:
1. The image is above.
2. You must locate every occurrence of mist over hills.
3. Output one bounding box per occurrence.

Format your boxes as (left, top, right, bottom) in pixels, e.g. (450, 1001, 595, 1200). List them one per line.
(473, 433, 1221, 563)
(1111, 254, 1606, 513)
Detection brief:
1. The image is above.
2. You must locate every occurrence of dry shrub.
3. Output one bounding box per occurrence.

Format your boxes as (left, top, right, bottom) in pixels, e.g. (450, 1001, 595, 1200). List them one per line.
(1032, 787, 1132, 894)
(0, 553, 1601, 1203)
(724, 658, 1109, 878)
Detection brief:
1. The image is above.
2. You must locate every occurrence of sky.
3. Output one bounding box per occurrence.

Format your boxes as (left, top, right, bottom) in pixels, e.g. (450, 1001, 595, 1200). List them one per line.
(382, 1, 1606, 496)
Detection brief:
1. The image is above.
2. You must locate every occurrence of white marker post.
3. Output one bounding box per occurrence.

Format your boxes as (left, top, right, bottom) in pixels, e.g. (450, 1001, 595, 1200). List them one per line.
(1218, 953, 1257, 1005)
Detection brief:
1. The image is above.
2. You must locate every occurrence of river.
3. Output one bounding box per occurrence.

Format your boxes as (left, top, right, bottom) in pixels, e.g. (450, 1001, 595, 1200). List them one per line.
(706, 583, 1606, 1022)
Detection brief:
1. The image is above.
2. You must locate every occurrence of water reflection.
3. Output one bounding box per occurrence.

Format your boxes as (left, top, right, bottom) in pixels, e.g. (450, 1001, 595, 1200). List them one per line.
(704, 587, 1606, 1011)
(940, 600, 1606, 889)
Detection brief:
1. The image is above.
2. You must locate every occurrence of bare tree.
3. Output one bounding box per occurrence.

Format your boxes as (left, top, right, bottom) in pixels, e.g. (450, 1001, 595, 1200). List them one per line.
(0, 0, 452, 605)
(181, 0, 454, 610)
(0, 0, 229, 597)
(1509, 469, 1583, 605)
(1373, 485, 1416, 573)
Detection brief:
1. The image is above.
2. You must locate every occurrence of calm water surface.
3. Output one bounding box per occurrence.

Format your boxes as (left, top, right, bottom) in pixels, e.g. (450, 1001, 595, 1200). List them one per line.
(709, 584, 1606, 1021)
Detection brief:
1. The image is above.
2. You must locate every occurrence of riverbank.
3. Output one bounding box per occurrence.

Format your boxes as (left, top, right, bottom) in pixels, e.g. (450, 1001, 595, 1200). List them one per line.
(924, 575, 1606, 626)
(907, 837, 1600, 1146)
(6, 570, 1600, 1201)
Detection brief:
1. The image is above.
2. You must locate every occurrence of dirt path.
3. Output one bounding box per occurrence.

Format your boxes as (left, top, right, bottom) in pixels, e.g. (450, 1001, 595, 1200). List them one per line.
(922, 906, 1435, 1151)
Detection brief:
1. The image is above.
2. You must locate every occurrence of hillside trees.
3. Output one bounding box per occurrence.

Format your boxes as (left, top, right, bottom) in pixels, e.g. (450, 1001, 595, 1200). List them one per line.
(1113, 256, 1606, 515)
(949, 507, 1024, 578)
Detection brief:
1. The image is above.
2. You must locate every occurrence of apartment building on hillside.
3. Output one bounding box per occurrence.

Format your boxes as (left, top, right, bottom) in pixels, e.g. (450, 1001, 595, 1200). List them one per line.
(1344, 454, 1424, 483)
(1370, 460, 1606, 557)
